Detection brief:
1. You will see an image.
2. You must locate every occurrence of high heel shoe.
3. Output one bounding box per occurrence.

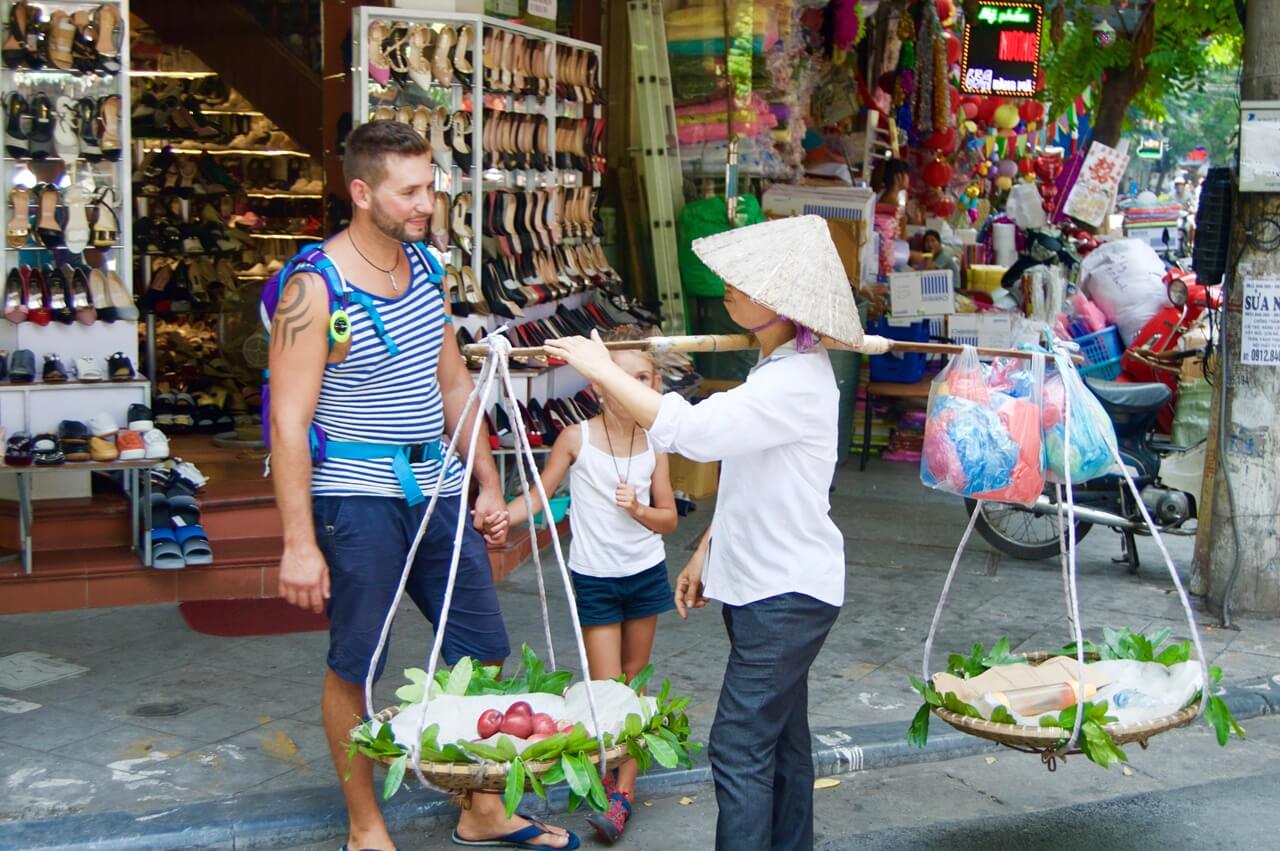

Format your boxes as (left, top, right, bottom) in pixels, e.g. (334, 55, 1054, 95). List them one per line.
(34, 184, 62, 249)
(432, 25, 455, 86)
(367, 19, 392, 85)
(431, 190, 450, 252)
(7, 186, 30, 248)
(452, 192, 473, 253)
(91, 3, 122, 74)
(429, 106, 451, 166)
(26, 265, 50, 326)
(407, 23, 436, 91)
(4, 267, 28, 323)
(454, 24, 475, 76)
(2, 1, 34, 69)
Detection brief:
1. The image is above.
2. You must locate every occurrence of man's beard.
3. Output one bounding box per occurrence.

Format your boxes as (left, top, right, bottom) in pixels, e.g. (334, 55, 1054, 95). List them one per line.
(369, 198, 425, 243)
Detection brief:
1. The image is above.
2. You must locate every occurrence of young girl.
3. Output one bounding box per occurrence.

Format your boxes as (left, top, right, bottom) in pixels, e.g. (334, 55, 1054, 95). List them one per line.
(506, 344, 678, 845)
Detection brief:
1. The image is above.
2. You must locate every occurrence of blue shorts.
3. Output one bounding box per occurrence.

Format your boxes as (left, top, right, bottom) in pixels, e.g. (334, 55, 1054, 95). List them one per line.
(570, 562, 674, 626)
(313, 493, 511, 684)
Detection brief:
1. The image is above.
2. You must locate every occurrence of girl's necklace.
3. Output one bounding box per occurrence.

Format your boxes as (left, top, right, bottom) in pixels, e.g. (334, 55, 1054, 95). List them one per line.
(601, 414, 637, 484)
(348, 230, 402, 291)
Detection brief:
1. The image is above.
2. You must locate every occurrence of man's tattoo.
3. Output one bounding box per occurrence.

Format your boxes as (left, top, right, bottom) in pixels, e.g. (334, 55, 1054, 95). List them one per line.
(272, 279, 314, 350)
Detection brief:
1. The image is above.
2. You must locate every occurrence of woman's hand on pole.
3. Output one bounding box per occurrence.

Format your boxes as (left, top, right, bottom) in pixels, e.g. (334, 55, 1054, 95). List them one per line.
(543, 330, 616, 383)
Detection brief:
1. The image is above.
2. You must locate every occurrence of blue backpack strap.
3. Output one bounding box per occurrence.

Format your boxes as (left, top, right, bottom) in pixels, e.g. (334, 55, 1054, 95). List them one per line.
(408, 241, 451, 324)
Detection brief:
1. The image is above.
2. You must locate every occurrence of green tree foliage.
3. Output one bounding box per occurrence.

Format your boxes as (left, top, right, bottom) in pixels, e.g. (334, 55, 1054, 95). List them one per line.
(1041, 1, 1242, 146)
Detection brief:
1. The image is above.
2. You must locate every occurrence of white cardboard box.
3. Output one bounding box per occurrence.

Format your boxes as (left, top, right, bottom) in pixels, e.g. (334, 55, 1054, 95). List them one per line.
(889, 269, 956, 317)
(946, 313, 1015, 355)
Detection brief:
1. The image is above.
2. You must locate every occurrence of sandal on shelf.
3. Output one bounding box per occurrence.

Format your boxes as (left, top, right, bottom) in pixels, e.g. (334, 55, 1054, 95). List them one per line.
(175, 525, 213, 566)
(7, 185, 30, 248)
(63, 186, 90, 254)
(149, 527, 186, 570)
(34, 183, 62, 248)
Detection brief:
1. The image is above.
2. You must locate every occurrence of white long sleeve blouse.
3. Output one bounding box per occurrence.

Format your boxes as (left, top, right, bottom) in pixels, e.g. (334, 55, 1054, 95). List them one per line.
(647, 341, 846, 608)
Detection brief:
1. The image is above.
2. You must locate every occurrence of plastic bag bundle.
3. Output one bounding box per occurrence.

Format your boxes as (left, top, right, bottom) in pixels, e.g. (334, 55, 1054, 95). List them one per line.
(921, 347, 1042, 501)
(1042, 353, 1120, 483)
(975, 354, 1045, 505)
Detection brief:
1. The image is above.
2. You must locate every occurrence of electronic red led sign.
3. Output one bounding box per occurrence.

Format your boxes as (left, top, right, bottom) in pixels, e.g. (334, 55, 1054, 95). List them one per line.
(960, 1, 1044, 97)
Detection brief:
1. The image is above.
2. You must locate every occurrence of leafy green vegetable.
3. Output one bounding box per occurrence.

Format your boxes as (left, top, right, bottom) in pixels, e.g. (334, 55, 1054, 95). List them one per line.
(644, 732, 679, 768)
(561, 753, 591, 798)
(1040, 701, 1128, 768)
(586, 759, 609, 811)
(1205, 695, 1246, 746)
(383, 754, 407, 800)
(989, 706, 1017, 725)
(981, 638, 1020, 669)
(907, 703, 932, 749)
(629, 664, 654, 693)
(396, 668, 429, 705)
(350, 647, 701, 815)
(503, 758, 526, 818)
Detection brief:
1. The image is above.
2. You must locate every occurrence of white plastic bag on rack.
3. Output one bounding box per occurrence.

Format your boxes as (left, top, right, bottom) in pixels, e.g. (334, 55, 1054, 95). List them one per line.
(1076, 239, 1167, 344)
(1042, 353, 1120, 483)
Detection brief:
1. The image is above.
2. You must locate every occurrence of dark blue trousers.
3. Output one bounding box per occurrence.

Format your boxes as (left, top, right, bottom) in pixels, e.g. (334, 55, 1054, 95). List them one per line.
(710, 593, 840, 851)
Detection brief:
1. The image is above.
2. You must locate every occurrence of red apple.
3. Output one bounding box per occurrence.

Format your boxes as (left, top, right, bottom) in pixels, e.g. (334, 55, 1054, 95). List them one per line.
(500, 712, 533, 738)
(477, 709, 505, 739)
(556, 720, 575, 734)
(506, 701, 533, 717)
(531, 713, 557, 736)
(526, 731, 552, 743)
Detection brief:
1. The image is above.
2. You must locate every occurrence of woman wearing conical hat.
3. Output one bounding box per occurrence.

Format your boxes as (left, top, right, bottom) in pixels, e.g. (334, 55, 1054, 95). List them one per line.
(546, 216, 857, 851)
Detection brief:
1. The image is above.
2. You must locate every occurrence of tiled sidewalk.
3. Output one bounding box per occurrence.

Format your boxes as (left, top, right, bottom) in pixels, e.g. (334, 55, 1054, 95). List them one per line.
(0, 462, 1274, 825)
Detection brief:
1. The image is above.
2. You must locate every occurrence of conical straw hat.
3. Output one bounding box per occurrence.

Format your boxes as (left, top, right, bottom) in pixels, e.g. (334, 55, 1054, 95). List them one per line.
(691, 215, 864, 347)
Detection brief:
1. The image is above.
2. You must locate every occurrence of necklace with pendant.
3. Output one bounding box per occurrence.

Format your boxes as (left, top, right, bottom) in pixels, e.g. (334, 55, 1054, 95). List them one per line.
(602, 412, 637, 484)
(348, 230, 402, 291)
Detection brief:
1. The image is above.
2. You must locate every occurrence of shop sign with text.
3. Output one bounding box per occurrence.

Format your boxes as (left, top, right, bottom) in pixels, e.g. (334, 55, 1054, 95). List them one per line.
(960, 1, 1044, 97)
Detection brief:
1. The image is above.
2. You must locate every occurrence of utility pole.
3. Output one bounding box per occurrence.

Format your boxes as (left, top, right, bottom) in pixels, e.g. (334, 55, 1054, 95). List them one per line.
(1201, 0, 1280, 620)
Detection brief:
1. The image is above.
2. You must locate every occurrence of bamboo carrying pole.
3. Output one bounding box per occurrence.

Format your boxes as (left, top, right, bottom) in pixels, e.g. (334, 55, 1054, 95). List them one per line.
(461, 333, 1085, 363)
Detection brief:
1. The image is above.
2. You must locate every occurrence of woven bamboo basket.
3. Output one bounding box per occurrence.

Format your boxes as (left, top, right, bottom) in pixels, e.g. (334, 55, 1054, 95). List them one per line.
(930, 652, 1202, 762)
(356, 705, 632, 794)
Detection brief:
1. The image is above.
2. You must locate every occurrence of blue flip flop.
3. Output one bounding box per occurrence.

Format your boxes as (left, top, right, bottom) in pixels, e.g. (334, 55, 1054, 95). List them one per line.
(175, 524, 213, 566)
(149, 527, 185, 570)
(451, 824, 581, 849)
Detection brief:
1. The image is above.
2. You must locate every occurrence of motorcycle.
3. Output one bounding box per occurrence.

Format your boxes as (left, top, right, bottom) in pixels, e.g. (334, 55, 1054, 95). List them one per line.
(965, 277, 1213, 570)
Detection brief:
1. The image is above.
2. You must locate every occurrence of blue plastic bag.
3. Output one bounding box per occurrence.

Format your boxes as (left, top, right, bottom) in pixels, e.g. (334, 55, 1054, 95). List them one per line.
(1042, 353, 1119, 483)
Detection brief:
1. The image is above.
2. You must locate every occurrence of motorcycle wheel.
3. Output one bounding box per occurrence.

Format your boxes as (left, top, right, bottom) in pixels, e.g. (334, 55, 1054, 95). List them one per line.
(963, 498, 1093, 561)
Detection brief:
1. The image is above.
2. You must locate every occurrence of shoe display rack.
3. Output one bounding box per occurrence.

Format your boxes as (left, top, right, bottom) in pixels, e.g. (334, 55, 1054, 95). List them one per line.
(128, 24, 321, 439)
(351, 8, 675, 466)
(0, 0, 150, 497)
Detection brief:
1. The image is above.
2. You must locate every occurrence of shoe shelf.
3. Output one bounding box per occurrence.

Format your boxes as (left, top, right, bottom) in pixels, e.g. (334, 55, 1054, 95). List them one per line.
(1, 0, 141, 454)
(128, 29, 322, 420)
(353, 9, 660, 453)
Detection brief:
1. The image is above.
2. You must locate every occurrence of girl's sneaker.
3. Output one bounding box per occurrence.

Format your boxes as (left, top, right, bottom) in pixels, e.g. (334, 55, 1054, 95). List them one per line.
(586, 790, 633, 845)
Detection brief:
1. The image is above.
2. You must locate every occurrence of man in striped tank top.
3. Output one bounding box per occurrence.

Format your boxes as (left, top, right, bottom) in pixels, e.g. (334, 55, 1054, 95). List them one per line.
(269, 122, 578, 851)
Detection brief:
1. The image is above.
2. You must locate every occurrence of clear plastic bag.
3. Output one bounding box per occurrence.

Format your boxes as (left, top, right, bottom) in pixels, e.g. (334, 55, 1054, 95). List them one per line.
(921, 346, 1028, 499)
(1042, 353, 1120, 483)
(974, 353, 1045, 506)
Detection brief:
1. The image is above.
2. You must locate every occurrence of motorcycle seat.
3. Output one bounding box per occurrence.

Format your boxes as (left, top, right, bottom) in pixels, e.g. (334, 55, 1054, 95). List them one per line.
(1085, 377, 1172, 413)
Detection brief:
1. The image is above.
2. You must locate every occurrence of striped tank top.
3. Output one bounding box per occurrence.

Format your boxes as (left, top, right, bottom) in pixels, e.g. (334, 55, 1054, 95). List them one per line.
(311, 243, 465, 499)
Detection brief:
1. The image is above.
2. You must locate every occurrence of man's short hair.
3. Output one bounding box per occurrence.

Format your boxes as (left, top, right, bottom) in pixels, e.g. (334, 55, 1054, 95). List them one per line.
(924, 229, 942, 243)
(343, 120, 429, 188)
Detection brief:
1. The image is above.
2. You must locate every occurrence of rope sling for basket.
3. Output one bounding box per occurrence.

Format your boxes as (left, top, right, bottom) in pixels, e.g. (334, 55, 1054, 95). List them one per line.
(922, 343, 1211, 759)
(362, 330, 610, 791)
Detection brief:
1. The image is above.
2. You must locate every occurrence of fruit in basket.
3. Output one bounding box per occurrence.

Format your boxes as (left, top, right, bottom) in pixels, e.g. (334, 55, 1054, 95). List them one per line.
(500, 713, 533, 738)
(556, 720, 575, 733)
(507, 700, 533, 717)
(477, 708, 505, 738)
(531, 712, 557, 736)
